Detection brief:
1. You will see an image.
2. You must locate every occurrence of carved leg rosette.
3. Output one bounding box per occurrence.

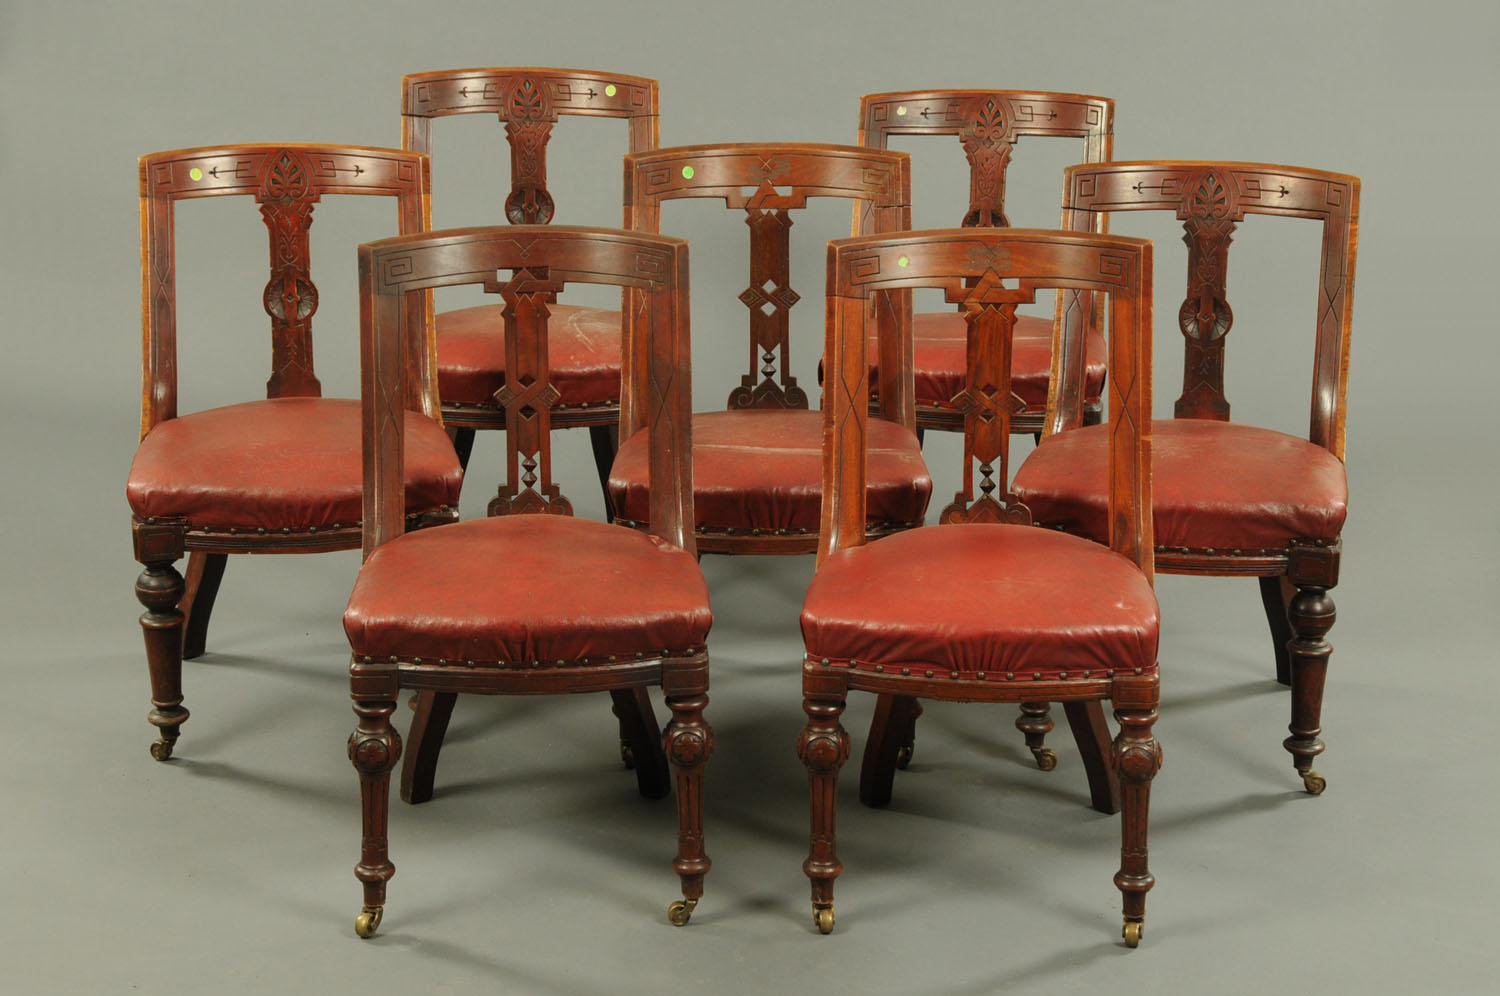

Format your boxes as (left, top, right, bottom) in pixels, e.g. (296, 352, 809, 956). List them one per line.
(1112, 677, 1161, 948)
(138, 559, 188, 760)
(662, 658, 712, 925)
(1286, 584, 1334, 795)
(1016, 701, 1058, 771)
(349, 661, 402, 939)
(799, 672, 850, 935)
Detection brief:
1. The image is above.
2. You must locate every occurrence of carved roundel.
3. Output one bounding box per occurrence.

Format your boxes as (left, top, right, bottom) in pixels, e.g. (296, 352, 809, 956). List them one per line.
(347, 733, 397, 773)
(1177, 295, 1232, 342)
(1116, 741, 1162, 781)
(263, 277, 318, 320)
(667, 729, 709, 766)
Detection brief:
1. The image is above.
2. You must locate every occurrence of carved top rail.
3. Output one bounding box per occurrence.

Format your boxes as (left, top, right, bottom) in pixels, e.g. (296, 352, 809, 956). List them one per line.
(823, 228, 1153, 576)
(626, 143, 911, 411)
(857, 90, 1113, 232)
(138, 143, 429, 438)
(1063, 161, 1359, 458)
(359, 226, 691, 552)
(402, 67, 659, 225)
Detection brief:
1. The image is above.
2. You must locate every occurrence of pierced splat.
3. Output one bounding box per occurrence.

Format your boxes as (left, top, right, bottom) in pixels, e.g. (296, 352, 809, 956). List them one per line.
(959, 99, 1014, 228)
(941, 299, 1032, 525)
(1175, 168, 1240, 420)
(257, 149, 322, 398)
(485, 266, 573, 517)
(504, 76, 558, 224)
(728, 178, 808, 410)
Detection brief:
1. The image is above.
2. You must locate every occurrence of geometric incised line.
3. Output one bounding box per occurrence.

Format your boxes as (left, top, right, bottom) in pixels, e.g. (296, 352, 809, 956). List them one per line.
(494, 381, 561, 410)
(966, 244, 1011, 274)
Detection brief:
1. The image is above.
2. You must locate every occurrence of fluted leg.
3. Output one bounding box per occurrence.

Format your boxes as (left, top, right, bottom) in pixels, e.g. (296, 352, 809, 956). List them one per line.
(1285, 584, 1334, 794)
(858, 693, 917, 807)
(1017, 701, 1057, 770)
(662, 658, 712, 925)
(1063, 700, 1120, 815)
(179, 552, 227, 660)
(799, 681, 850, 934)
(1259, 575, 1296, 686)
(399, 691, 455, 805)
(589, 424, 620, 522)
(1112, 682, 1161, 948)
(611, 686, 670, 799)
(137, 560, 187, 761)
(350, 695, 402, 938)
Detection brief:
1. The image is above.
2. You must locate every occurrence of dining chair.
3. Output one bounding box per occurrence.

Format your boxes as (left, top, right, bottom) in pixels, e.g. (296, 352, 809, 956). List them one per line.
(800, 226, 1159, 943)
(1010, 161, 1359, 796)
(609, 143, 931, 554)
(856, 90, 1113, 436)
(128, 143, 461, 761)
(344, 225, 712, 937)
(402, 67, 658, 509)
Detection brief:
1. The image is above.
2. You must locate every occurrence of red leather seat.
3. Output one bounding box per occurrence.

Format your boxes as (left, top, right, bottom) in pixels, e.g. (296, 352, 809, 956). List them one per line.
(344, 515, 711, 665)
(126, 397, 462, 532)
(435, 303, 622, 407)
(899, 313, 1107, 413)
(1013, 420, 1348, 552)
(608, 410, 932, 534)
(803, 525, 1159, 679)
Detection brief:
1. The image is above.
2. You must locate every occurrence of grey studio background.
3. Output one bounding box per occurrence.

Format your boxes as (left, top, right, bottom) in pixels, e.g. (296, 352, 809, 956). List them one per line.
(2, 0, 1496, 993)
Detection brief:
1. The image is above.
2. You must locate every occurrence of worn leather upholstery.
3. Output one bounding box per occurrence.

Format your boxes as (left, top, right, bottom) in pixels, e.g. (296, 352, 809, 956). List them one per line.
(344, 515, 712, 664)
(1013, 419, 1348, 551)
(609, 409, 932, 533)
(899, 312, 1107, 413)
(435, 303, 622, 407)
(802, 524, 1158, 678)
(126, 397, 462, 531)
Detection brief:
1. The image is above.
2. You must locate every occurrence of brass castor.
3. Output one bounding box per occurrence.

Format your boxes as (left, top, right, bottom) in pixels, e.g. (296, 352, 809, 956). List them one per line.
(1031, 747, 1058, 772)
(1302, 770, 1327, 795)
(814, 906, 835, 935)
(150, 738, 174, 762)
(1122, 920, 1144, 947)
(895, 744, 913, 770)
(355, 905, 383, 939)
(667, 898, 697, 926)
(620, 742, 637, 770)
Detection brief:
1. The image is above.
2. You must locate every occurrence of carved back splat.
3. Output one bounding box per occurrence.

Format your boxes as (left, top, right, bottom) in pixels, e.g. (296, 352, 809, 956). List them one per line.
(626, 143, 911, 412)
(137, 144, 430, 437)
(484, 266, 572, 516)
(1063, 161, 1360, 458)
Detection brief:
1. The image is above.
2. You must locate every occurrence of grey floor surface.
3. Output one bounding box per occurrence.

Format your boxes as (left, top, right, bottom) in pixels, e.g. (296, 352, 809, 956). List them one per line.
(3, 1, 1498, 992)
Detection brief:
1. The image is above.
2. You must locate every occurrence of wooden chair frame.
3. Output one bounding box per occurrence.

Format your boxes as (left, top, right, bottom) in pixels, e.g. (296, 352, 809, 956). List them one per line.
(801, 227, 1159, 943)
(349, 225, 708, 936)
(132, 143, 445, 761)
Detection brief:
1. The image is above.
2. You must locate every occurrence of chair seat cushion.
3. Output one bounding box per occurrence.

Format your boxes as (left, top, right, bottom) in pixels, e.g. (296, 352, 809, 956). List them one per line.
(1012, 419, 1348, 552)
(608, 410, 932, 534)
(892, 312, 1107, 412)
(126, 397, 462, 532)
(436, 303, 622, 407)
(344, 516, 712, 664)
(802, 525, 1158, 678)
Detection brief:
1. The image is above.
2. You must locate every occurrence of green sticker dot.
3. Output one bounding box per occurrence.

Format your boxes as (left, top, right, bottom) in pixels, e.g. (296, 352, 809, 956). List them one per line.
(605, 84, 617, 97)
(681, 166, 694, 179)
(896, 106, 907, 116)
(189, 167, 203, 181)
(897, 255, 910, 267)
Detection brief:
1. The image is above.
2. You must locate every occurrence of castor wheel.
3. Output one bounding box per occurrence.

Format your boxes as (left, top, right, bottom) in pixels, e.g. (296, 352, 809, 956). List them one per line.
(355, 905, 383, 939)
(150, 738, 174, 762)
(620, 742, 637, 770)
(895, 744, 913, 770)
(1122, 920, 1143, 947)
(1031, 747, 1058, 772)
(814, 906, 835, 935)
(667, 898, 697, 926)
(1301, 770, 1326, 795)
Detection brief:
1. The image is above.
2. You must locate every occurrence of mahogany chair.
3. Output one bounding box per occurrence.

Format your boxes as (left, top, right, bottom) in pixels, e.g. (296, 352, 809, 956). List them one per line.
(856, 90, 1114, 435)
(1010, 162, 1359, 796)
(344, 225, 712, 937)
(609, 143, 932, 554)
(402, 67, 658, 507)
(800, 227, 1160, 944)
(128, 144, 461, 761)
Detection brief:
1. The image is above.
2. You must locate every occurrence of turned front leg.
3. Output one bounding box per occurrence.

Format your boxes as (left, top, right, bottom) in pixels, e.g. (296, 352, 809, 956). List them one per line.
(1112, 679, 1161, 948)
(798, 682, 850, 935)
(1285, 584, 1335, 794)
(663, 659, 713, 926)
(349, 695, 402, 938)
(137, 560, 187, 761)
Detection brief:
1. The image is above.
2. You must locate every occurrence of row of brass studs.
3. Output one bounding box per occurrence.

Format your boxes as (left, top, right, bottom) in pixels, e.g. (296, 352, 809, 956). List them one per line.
(357, 646, 706, 669)
(141, 507, 456, 536)
(807, 653, 1149, 682)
